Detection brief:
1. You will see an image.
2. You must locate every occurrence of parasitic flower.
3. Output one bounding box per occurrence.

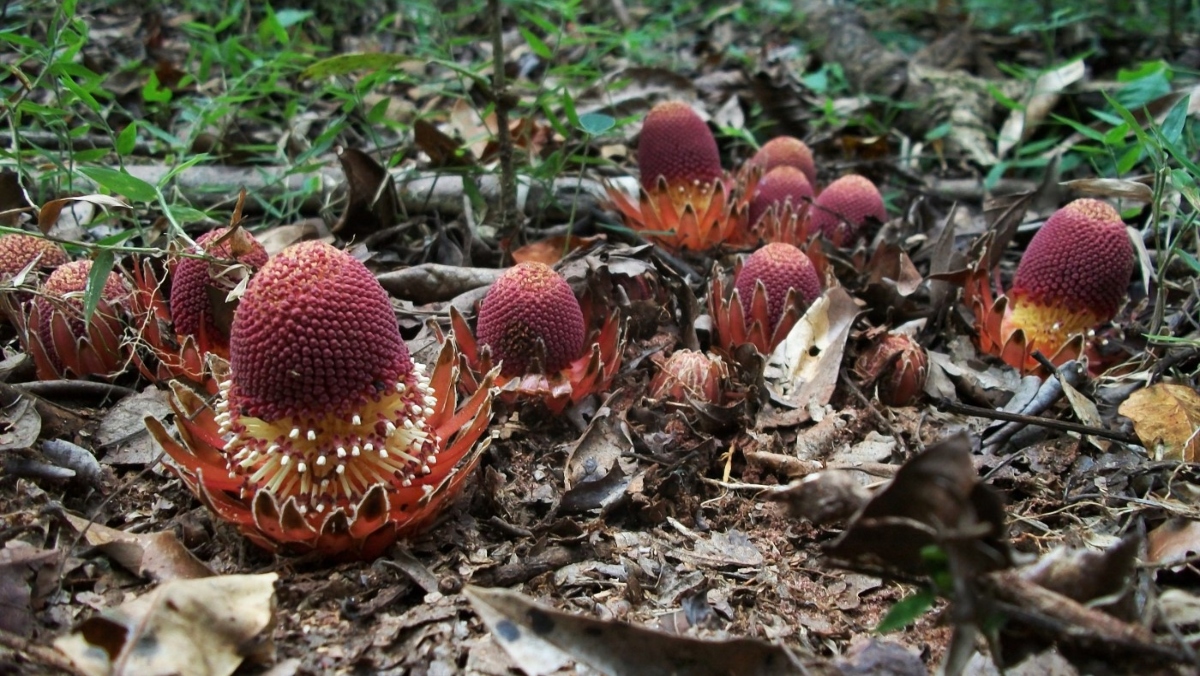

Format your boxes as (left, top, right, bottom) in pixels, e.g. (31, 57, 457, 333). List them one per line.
(748, 166, 815, 246)
(855, 331, 928, 406)
(747, 136, 817, 188)
(605, 101, 751, 251)
(649, 349, 729, 405)
(709, 243, 823, 355)
(451, 261, 623, 414)
(0, 233, 69, 323)
(146, 241, 496, 559)
(131, 227, 268, 385)
(964, 199, 1134, 374)
(21, 260, 131, 380)
(811, 174, 887, 247)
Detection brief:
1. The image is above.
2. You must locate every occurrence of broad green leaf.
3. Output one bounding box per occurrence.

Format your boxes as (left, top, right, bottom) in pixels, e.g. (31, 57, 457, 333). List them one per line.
(273, 9, 313, 28)
(82, 249, 115, 326)
(578, 112, 614, 136)
(80, 167, 157, 202)
(116, 122, 137, 156)
(1158, 95, 1189, 146)
(366, 97, 391, 125)
(167, 205, 209, 224)
(876, 589, 936, 633)
(300, 53, 413, 80)
(142, 71, 172, 103)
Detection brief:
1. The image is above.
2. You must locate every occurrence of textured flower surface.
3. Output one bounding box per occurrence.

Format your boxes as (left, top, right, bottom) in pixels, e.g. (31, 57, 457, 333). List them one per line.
(710, 243, 823, 355)
(748, 166, 814, 246)
(0, 234, 68, 281)
(811, 175, 887, 247)
(146, 241, 496, 559)
(605, 101, 750, 250)
(747, 137, 817, 187)
(476, 262, 585, 376)
(22, 260, 130, 380)
(0, 233, 69, 324)
(131, 228, 268, 385)
(964, 199, 1134, 374)
(452, 262, 622, 414)
(171, 227, 269, 351)
(855, 332, 928, 406)
(650, 349, 728, 404)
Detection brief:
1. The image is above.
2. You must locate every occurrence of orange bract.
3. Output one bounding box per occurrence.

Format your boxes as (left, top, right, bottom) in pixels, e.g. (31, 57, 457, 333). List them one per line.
(963, 199, 1134, 375)
(147, 242, 495, 559)
(748, 166, 815, 247)
(855, 332, 928, 406)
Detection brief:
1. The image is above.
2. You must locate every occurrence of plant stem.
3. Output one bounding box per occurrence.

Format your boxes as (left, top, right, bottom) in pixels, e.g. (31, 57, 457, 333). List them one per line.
(489, 0, 520, 253)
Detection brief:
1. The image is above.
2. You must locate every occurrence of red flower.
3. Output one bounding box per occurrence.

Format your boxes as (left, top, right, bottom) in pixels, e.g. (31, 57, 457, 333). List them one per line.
(21, 260, 130, 380)
(650, 349, 729, 405)
(811, 175, 887, 247)
(147, 241, 495, 559)
(710, 243, 823, 354)
(130, 228, 268, 384)
(746, 136, 817, 187)
(0, 233, 69, 324)
(451, 262, 623, 414)
(748, 166, 815, 246)
(605, 101, 751, 251)
(964, 199, 1134, 374)
(855, 331, 928, 406)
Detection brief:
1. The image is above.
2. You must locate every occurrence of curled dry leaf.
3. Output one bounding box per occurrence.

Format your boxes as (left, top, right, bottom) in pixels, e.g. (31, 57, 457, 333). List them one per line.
(55, 573, 277, 676)
(1118, 383, 1200, 461)
(763, 287, 859, 416)
(1147, 519, 1200, 570)
(465, 585, 830, 676)
(62, 513, 214, 582)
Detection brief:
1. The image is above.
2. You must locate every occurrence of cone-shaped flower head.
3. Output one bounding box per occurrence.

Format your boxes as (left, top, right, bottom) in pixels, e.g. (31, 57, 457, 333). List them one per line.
(33, 260, 129, 378)
(1001, 199, 1133, 352)
(637, 101, 723, 192)
(812, 175, 887, 246)
(749, 166, 814, 227)
(477, 262, 586, 377)
(0, 234, 68, 280)
(170, 227, 268, 345)
(650, 349, 728, 404)
(748, 137, 817, 187)
(734, 243, 822, 332)
(218, 241, 440, 516)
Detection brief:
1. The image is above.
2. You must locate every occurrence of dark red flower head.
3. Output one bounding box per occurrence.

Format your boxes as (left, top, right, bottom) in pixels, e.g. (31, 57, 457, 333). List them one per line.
(477, 262, 586, 377)
(734, 243, 822, 331)
(637, 101, 723, 192)
(170, 227, 268, 342)
(748, 137, 817, 187)
(749, 166, 814, 227)
(0, 234, 68, 280)
(812, 175, 887, 246)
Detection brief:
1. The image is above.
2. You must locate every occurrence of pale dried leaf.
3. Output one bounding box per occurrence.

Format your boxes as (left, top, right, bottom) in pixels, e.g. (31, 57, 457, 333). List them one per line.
(1118, 383, 1200, 461)
(62, 513, 214, 582)
(764, 287, 859, 411)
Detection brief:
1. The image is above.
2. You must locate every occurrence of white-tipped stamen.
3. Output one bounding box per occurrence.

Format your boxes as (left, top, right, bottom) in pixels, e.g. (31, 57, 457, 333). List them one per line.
(316, 455, 326, 466)
(289, 427, 300, 439)
(279, 455, 290, 466)
(336, 447, 347, 458)
(352, 414, 362, 426)
(306, 429, 317, 441)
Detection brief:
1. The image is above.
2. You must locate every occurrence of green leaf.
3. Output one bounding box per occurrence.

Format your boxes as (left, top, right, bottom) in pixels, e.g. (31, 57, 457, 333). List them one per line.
(142, 71, 172, 103)
(80, 167, 157, 202)
(167, 205, 209, 224)
(366, 97, 391, 125)
(578, 112, 615, 136)
(82, 249, 115, 326)
(876, 589, 936, 633)
(116, 122, 137, 156)
(300, 53, 414, 80)
(519, 27, 552, 59)
(1159, 96, 1188, 146)
(274, 9, 312, 27)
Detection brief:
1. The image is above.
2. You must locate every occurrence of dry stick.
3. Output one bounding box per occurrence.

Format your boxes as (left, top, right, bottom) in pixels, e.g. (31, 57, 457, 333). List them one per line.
(489, 0, 519, 250)
(0, 627, 85, 676)
(934, 399, 1141, 445)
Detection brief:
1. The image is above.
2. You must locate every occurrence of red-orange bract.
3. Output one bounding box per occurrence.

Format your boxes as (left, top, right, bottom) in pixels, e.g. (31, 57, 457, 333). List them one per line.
(451, 262, 623, 414)
(964, 198, 1134, 374)
(855, 332, 928, 406)
(748, 166, 815, 246)
(710, 243, 823, 355)
(147, 241, 496, 559)
(605, 101, 752, 251)
(650, 349, 728, 405)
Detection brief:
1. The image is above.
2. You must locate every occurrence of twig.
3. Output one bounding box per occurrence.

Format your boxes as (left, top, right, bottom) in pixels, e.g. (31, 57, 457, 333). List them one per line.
(489, 0, 520, 247)
(934, 399, 1140, 445)
(0, 627, 85, 675)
